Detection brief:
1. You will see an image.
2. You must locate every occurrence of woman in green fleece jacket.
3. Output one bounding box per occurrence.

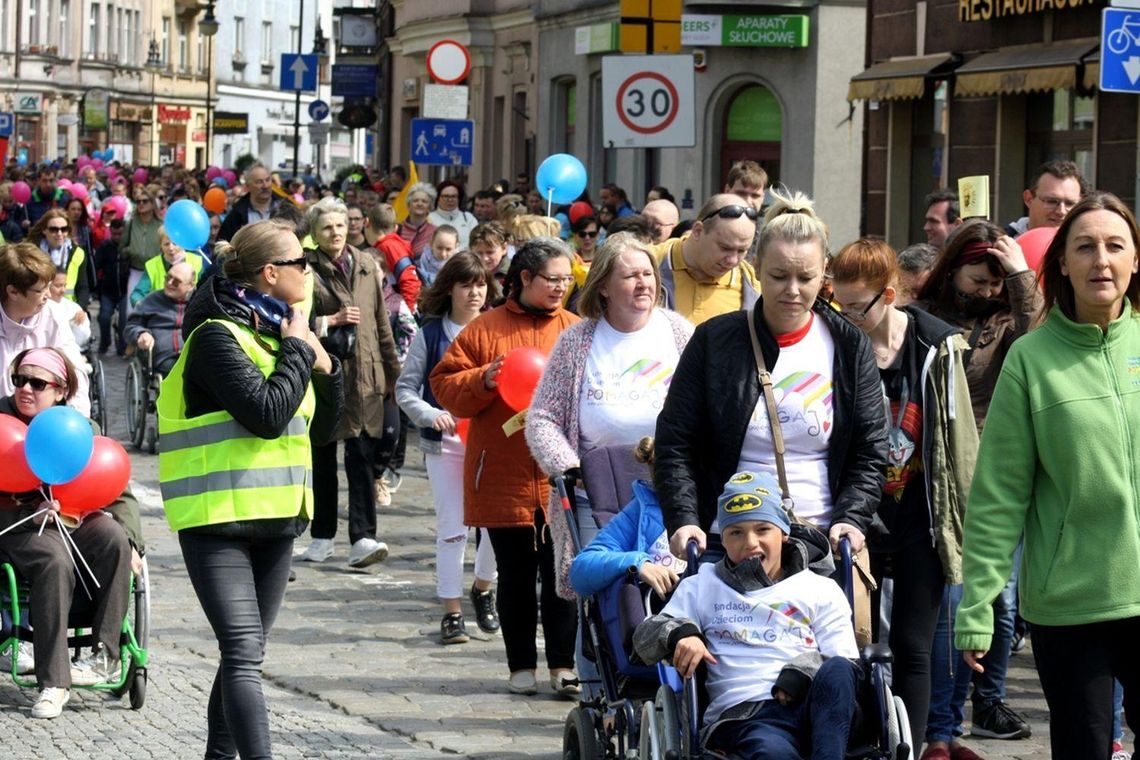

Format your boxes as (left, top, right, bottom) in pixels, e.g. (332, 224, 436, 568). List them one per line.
(956, 192, 1140, 759)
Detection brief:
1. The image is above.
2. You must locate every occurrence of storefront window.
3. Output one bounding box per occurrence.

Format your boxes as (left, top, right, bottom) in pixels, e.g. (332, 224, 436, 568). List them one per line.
(720, 84, 782, 188)
(1027, 89, 1095, 184)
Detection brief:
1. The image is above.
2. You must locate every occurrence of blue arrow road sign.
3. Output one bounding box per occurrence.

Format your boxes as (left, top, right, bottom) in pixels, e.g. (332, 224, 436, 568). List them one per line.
(331, 64, 379, 98)
(0, 112, 13, 138)
(308, 100, 330, 121)
(410, 118, 474, 166)
(280, 54, 318, 92)
(1102, 8, 1140, 93)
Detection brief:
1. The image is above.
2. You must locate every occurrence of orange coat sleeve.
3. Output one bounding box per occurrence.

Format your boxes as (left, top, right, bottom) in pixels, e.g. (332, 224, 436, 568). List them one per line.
(428, 324, 501, 419)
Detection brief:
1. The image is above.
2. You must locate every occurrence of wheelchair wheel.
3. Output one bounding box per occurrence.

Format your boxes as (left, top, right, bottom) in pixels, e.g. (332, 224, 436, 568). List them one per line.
(89, 356, 108, 433)
(890, 693, 913, 760)
(129, 670, 146, 710)
(563, 706, 602, 760)
(638, 684, 681, 760)
(125, 360, 146, 450)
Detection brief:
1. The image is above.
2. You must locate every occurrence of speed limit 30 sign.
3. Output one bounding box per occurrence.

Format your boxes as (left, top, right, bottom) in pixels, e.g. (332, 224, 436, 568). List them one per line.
(602, 55, 695, 148)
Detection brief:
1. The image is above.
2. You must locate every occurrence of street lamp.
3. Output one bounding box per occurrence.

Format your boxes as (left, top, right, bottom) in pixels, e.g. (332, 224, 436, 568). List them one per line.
(312, 20, 328, 180)
(145, 38, 163, 167)
(199, 1, 219, 168)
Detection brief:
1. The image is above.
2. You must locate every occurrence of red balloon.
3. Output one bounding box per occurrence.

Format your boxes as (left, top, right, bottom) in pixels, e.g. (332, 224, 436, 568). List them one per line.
(455, 418, 470, 445)
(568, 201, 595, 226)
(0, 416, 39, 493)
(498, 347, 547, 413)
(1016, 226, 1056, 275)
(53, 436, 131, 520)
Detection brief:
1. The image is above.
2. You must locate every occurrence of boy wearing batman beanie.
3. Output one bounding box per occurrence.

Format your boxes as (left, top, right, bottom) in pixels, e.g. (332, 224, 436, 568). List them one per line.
(634, 471, 861, 759)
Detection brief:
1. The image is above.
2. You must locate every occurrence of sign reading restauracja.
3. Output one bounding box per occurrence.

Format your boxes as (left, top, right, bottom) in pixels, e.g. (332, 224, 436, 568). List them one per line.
(959, 0, 1095, 23)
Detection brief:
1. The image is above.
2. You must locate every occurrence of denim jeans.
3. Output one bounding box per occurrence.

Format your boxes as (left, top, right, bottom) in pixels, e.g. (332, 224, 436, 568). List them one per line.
(926, 584, 973, 744)
(707, 657, 861, 759)
(972, 542, 1022, 709)
(179, 532, 294, 760)
(98, 293, 124, 354)
(1114, 679, 1125, 742)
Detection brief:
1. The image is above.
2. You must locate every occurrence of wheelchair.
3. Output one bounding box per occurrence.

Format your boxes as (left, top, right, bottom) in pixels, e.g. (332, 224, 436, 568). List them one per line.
(0, 555, 150, 709)
(553, 446, 913, 760)
(86, 346, 108, 434)
(125, 347, 162, 453)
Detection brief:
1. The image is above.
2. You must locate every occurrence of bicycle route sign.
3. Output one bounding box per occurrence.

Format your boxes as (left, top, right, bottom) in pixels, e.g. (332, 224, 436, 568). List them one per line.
(601, 54, 695, 149)
(1101, 7, 1140, 93)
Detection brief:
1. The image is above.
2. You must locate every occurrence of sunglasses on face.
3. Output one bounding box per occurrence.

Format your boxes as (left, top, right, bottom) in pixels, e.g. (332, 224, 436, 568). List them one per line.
(698, 204, 761, 224)
(12, 374, 60, 391)
(271, 257, 309, 271)
(46, 226, 69, 233)
(577, 230, 599, 238)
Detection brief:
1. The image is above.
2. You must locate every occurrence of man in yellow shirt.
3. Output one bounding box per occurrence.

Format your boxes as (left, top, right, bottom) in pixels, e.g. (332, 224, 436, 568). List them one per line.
(653, 194, 760, 325)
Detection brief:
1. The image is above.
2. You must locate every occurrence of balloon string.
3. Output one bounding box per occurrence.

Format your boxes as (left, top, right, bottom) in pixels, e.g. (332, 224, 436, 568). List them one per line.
(0, 508, 50, 540)
(55, 518, 92, 600)
(36, 485, 54, 536)
(546, 188, 553, 219)
(56, 519, 101, 591)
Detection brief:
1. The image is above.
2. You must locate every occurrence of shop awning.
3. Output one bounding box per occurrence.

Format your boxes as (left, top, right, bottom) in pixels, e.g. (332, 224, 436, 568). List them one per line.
(1084, 50, 1100, 91)
(954, 38, 1099, 97)
(847, 53, 956, 101)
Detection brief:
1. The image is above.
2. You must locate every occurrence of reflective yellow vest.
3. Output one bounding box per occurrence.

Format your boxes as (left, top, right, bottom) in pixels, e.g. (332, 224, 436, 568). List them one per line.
(144, 252, 204, 295)
(64, 246, 86, 302)
(157, 318, 316, 531)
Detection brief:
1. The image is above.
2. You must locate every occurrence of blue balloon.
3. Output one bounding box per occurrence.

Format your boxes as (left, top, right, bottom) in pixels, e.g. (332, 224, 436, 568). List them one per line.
(16, 155, 26, 167)
(25, 406, 94, 485)
(212, 176, 229, 188)
(535, 154, 588, 206)
(164, 199, 211, 250)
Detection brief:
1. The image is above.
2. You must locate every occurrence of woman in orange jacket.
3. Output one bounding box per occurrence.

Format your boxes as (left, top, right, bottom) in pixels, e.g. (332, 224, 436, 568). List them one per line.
(430, 237, 581, 698)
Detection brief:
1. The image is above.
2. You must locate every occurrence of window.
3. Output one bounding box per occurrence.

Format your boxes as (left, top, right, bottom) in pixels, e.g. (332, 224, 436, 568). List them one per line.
(262, 21, 272, 64)
(178, 19, 188, 70)
(122, 8, 132, 65)
(59, 0, 69, 56)
(39, 0, 50, 46)
(234, 17, 245, 56)
(87, 3, 100, 57)
(117, 7, 125, 59)
(197, 30, 205, 74)
(291, 25, 299, 54)
(1027, 89, 1096, 185)
(28, 0, 39, 48)
(161, 17, 170, 65)
(552, 78, 576, 154)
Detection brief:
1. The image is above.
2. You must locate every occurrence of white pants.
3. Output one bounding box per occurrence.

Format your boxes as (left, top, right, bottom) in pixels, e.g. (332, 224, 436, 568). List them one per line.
(425, 449, 497, 599)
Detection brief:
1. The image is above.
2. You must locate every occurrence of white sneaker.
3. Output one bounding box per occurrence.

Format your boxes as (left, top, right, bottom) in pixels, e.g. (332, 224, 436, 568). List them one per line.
(3, 641, 35, 675)
(299, 538, 334, 562)
(383, 469, 403, 493)
(31, 687, 70, 719)
(71, 648, 119, 686)
(347, 537, 388, 568)
(375, 478, 392, 507)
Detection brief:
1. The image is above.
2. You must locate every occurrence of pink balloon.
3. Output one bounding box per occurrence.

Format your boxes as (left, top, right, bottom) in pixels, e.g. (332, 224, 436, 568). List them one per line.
(133, 168, 149, 184)
(205, 166, 223, 181)
(10, 181, 31, 204)
(76, 156, 90, 170)
(103, 195, 128, 219)
(57, 178, 72, 190)
(1016, 226, 1057, 275)
(223, 170, 237, 186)
(68, 184, 89, 201)
(91, 159, 104, 169)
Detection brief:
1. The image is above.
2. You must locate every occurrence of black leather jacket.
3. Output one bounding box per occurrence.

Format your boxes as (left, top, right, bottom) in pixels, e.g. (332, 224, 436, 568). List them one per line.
(654, 299, 889, 538)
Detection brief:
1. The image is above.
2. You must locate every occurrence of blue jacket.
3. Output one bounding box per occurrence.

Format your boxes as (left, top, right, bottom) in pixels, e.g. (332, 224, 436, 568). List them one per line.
(570, 480, 673, 596)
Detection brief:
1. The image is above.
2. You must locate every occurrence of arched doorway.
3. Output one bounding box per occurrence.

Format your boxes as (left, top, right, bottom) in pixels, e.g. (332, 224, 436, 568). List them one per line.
(719, 84, 782, 189)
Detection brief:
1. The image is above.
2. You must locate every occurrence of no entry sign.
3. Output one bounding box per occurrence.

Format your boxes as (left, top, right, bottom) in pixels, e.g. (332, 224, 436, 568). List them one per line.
(426, 39, 471, 85)
(602, 55, 695, 148)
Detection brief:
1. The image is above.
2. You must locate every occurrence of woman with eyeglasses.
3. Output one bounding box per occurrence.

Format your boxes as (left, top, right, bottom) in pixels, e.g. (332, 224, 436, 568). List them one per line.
(156, 219, 341, 759)
(28, 210, 93, 308)
(118, 188, 162, 319)
(829, 239, 979, 751)
(296, 197, 403, 569)
(0, 347, 142, 719)
(913, 219, 1043, 752)
(655, 190, 888, 567)
(430, 237, 581, 697)
(428, 180, 477, 249)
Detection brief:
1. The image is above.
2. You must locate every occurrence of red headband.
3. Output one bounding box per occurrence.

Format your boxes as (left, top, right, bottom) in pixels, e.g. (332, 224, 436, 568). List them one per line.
(955, 240, 993, 267)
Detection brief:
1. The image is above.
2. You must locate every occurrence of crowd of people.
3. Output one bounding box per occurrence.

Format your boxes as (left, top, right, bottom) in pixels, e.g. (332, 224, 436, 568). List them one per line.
(0, 150, 1136, 760)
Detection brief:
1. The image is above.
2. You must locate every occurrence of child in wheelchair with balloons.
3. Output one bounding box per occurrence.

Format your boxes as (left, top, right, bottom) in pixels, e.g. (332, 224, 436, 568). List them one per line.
(0, 348, 142, 719)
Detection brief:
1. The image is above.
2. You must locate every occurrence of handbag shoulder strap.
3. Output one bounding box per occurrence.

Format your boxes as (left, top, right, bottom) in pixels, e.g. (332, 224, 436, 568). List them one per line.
(745, 306, 793, 511)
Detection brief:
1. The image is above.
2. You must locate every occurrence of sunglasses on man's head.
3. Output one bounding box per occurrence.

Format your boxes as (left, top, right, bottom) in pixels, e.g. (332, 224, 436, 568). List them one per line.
(698, 204, 761, 224)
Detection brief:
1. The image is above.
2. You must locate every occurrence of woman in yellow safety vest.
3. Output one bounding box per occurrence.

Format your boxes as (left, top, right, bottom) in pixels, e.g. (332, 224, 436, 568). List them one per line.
(157, 218, 342, 759)
(129, 226, 203, 307)
(27, 209, 92, 307)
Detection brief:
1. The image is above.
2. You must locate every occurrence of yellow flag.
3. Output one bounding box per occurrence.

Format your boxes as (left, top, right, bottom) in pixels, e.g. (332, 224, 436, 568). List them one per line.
(391, 161, 419, 223)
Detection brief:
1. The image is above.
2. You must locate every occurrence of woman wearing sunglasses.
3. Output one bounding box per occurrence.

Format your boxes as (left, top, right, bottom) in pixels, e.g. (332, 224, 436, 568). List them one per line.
(0, 243, 89, 415)
(157, 219, 341, 759)
(655, 189, 888, 568)
(829, 239, 980, 754)
(564, 216, 601, 312)
(27, 210, 93, 308)
(119, 189, 162, 320)
(0, 347, 142, 719)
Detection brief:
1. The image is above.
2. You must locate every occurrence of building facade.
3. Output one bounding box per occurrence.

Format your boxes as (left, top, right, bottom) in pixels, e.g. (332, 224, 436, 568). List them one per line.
(852, 0, 1119, 248)
(0, 0, 215, 167)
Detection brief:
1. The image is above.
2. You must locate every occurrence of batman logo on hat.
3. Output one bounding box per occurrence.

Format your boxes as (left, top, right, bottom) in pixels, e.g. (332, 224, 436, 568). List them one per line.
(729, 473, 755, 484)
(723, 494, 762, 513)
